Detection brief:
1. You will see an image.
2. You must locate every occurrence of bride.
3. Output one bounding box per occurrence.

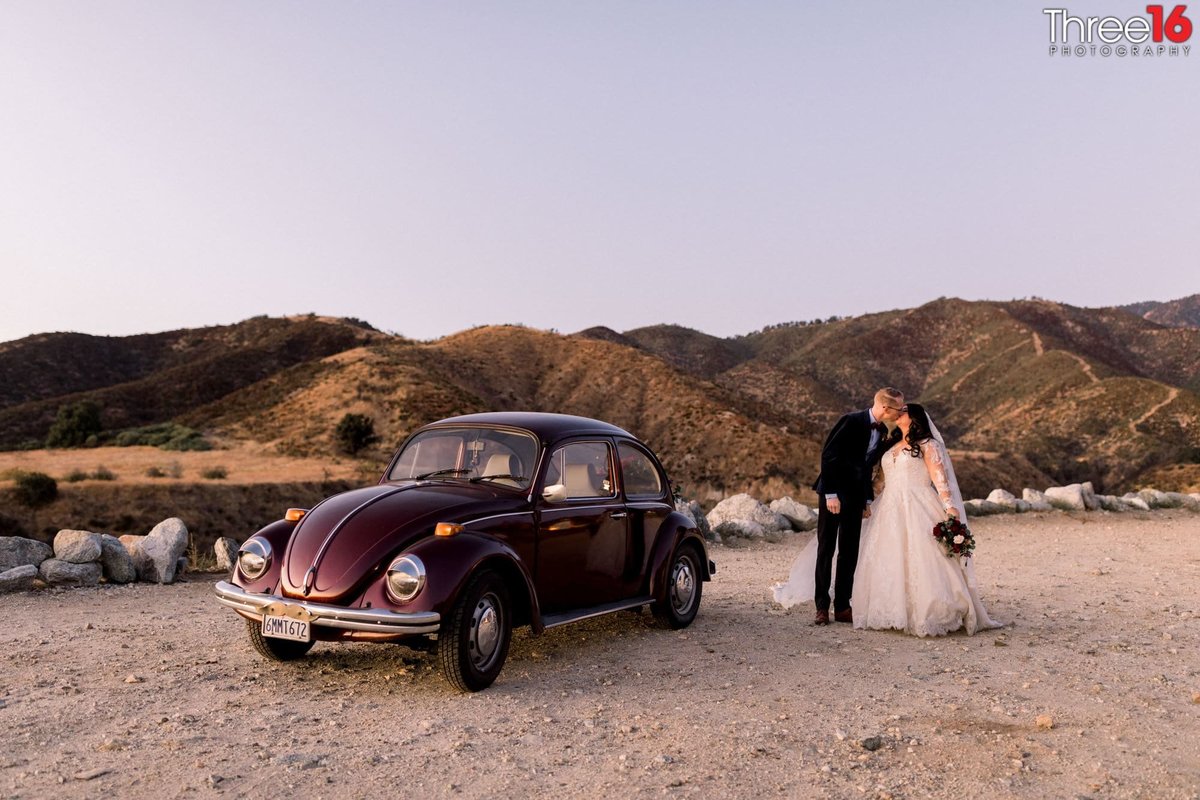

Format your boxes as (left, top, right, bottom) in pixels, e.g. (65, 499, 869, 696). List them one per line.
(773, 403, 1001, 637)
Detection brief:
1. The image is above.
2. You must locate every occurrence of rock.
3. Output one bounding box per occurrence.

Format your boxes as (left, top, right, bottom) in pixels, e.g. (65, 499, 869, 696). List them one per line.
(1120, 493, 1151, 511)
(769, 497, 817, 531)
(140, 518, 189, 584)
(986, 489, 1021, 512)
(99, 534, 137, 583)
(1137, 489, 1173, 509)
(0, 564, 39, 593)
(1097, 495, 1130, 512)
(118, 535, 154, 580)
(860, 736, 883, 751)
(1163, 492, 1195, 510)
(0, 536, 53, 571)
(713, 519, 766, 540)
(675, 499, 716, 542)
(706, 494, 790, 535)
(1080, 482, 1100, 511)
(964, 499, 1005, 516)
(1044, 485, 1086, 511)
(1035, 714, 1054, 730)
(1021, 489, 1054, 512)
(53, 530, 103, 564)
(38, 559, 102, 586)
(176, 556, 188, 577)
(214, 537, 240, 572)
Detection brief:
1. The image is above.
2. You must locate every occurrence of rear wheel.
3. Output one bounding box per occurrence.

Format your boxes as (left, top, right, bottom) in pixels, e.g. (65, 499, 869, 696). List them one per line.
(438, 570, 512, 692)
(652, 544, 702, 629)
(247, 618, 315, 661)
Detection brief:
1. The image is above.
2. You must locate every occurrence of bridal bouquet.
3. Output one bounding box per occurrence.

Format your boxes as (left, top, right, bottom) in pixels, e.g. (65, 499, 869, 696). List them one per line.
(932, 516, 975, 558)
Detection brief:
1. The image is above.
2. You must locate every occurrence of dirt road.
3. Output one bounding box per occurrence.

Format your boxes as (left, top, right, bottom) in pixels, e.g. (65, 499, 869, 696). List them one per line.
(2, 511, 1198, 799)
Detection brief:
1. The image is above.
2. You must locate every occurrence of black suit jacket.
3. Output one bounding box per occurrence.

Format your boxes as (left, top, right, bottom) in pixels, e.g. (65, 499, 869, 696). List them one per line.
(811, 409, 899, 504)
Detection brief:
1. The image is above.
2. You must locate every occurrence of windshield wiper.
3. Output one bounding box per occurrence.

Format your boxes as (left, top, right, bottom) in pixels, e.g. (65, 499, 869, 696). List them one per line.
(469, 473, 525, 484)
(414, 468, 471, 480)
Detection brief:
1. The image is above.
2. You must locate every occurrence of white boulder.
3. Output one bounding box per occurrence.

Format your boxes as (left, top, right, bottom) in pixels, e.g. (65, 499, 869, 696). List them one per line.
(964, 499, 1005, 516)
(1044, 485, 1087, 511)
(706, 494, 790, 536)
(1120, 493, 1151, 511)
(769, 497, 817, 531)
(140, 518, 190, 584)
(1080, 481, 1100, 511)
(53, 530, 102, 564)
(1137, 489, 1173, 509)
(986, 489, 1021, 512)
(712, 519, 766, 540)
(1021, 489, 1054, 512)
(214, 538, 241, 572)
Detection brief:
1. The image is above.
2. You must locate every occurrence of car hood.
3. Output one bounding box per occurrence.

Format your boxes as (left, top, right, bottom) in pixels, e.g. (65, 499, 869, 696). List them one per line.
(281, 482, 522, 602)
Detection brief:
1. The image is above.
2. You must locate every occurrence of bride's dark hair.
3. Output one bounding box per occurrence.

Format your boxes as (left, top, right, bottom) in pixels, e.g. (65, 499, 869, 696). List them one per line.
(904, 403, 935, 458)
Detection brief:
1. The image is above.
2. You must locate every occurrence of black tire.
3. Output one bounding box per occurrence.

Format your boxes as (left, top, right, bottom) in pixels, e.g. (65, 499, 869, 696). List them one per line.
(438, 570, 512, 692)
(247, 618, 315, 662)
(652, 544, 703, 629)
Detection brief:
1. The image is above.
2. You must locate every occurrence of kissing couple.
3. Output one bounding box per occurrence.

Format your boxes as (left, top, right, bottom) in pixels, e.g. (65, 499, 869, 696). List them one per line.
(773, 387, 1002, 637)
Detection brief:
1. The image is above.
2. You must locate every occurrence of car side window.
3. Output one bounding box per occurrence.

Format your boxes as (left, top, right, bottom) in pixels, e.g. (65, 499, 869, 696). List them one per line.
(545, 441, 614, 499)
(617, 441, 663, 498)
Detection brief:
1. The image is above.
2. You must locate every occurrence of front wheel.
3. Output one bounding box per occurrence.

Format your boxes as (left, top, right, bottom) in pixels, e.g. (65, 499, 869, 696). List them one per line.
(246, 618, 315, 661)
(438, 570, 512, 692)
(652, 545, 703, 629)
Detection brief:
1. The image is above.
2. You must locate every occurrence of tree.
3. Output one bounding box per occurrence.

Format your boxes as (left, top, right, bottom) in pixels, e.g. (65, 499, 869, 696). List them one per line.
(46, 401, 102, 448)
(13, 471, 58, 509)
(335, 413, 380, 456)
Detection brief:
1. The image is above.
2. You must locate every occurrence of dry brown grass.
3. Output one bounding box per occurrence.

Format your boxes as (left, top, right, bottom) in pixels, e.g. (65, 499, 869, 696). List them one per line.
(0, 443, 366, 486)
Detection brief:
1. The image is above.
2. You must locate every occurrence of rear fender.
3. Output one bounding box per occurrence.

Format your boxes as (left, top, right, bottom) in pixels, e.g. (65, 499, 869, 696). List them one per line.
(646, 511, 712, 599)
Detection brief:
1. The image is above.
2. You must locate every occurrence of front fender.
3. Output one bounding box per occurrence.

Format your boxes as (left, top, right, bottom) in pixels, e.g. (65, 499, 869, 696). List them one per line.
(230, 518, 299, 594)
(646, 511, 712, 599)
(361, 532, 542, 633)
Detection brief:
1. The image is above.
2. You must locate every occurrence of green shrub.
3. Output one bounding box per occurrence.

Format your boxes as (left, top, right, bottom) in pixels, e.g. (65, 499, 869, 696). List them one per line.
(201, 466, 228, 480)
(64, 469, 89, 483)
(335, 413, 381, 456)
(113, 423, 212, 451)
(46, 402, 102, 448)
(13, 471, 58, 509)
(146, 466, 166, 478)
(92, 466, 116, 481)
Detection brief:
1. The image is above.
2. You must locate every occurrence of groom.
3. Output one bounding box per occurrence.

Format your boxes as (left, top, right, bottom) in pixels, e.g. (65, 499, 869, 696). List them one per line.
(811, 387, 905, 625)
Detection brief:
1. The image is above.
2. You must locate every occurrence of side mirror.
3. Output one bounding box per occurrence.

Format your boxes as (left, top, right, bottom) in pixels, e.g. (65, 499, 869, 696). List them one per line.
(541, 483, 568, 503)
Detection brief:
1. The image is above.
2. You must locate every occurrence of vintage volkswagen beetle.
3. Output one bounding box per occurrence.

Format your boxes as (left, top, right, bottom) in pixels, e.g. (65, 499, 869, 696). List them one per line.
(214, 412, 714, 691)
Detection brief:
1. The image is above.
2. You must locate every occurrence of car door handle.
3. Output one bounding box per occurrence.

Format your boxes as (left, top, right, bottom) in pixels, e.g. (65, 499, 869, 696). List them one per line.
(610, 512, 627, 519)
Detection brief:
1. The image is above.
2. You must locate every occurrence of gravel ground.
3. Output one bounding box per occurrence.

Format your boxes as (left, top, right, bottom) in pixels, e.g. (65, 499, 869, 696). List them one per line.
(2, 511, 1198, 799)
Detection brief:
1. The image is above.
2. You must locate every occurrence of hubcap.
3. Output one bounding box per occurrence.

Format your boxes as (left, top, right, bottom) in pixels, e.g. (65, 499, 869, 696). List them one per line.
(469, 592, 502, 669)
(670, 556, 696, 615)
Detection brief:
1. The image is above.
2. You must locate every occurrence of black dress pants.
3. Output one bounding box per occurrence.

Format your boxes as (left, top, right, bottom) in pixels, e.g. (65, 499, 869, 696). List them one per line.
(814, 494, 865, 613)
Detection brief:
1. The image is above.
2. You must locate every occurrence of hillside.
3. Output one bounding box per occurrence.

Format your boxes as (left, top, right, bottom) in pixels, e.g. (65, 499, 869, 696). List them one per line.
(1119, 293, 1200, 328)
(2, 298, 1199, 521)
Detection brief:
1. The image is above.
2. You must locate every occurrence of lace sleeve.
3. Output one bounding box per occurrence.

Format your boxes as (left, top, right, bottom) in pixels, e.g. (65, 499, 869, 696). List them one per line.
(922, 441, 957, 514)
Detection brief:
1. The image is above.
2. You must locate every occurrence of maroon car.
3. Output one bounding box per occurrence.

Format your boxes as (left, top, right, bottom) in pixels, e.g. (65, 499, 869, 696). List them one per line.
(214, 412, 714, 691)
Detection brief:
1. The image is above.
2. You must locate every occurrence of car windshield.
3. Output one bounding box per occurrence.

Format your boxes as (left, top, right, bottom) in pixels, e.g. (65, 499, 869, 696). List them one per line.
(387, 426, 539, 491)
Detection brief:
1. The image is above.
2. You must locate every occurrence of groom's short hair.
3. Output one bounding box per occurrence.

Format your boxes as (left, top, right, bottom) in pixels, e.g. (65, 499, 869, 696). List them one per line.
(874, 387, 904, 405)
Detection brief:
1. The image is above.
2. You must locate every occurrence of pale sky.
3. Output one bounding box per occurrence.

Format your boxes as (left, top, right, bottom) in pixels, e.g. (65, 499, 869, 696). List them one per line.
(1, 1, 1196, 343)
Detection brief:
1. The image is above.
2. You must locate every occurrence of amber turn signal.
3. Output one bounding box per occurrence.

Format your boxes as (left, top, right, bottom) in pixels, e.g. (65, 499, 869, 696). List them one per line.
(435, 522, 464, 537)
(285, 508, 308, 522)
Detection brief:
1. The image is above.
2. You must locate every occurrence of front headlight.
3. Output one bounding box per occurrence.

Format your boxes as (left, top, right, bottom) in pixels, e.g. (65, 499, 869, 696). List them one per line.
(386, 555, 426, 602)
(237, 538, 272, 580)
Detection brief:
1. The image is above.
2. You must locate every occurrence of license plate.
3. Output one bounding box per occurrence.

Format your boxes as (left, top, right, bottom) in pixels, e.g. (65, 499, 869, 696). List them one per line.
(261, 602, 313, 642)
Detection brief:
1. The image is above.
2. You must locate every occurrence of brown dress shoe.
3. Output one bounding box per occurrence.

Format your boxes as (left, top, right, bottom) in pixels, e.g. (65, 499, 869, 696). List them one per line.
(834, 609, 853, 624)
(814, 610, 830, 625)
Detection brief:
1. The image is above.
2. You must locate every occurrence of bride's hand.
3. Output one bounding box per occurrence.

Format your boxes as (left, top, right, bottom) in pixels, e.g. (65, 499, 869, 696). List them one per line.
(862, 506, 872, 519)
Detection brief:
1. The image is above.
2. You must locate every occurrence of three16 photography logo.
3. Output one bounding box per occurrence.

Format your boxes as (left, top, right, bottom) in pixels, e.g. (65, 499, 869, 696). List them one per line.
(1044, 5, 1192, 57)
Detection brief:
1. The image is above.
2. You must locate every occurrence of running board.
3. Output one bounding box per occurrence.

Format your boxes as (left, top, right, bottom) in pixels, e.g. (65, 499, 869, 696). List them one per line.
(541, 596, 654, 629)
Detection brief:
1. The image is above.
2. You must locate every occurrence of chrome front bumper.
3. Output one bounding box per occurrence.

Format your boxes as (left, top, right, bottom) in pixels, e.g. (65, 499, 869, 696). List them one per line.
(214, 580, 441, 635)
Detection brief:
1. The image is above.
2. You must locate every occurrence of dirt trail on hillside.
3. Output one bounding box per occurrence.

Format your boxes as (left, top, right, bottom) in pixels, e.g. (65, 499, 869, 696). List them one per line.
(2, 512, 1198, 799)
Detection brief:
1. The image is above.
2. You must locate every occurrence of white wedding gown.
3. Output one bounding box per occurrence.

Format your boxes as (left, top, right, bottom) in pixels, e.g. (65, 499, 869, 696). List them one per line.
(773, 438, 1001, 637)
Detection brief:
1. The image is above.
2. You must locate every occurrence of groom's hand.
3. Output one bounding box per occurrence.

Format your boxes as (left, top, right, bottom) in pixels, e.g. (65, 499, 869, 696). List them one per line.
(827, 497, 842, 515)
(862, 506, 872, 519)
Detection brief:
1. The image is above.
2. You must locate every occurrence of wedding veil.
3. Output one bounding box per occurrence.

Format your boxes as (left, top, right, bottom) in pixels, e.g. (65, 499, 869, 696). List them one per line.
(925, 414, 968, 524)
